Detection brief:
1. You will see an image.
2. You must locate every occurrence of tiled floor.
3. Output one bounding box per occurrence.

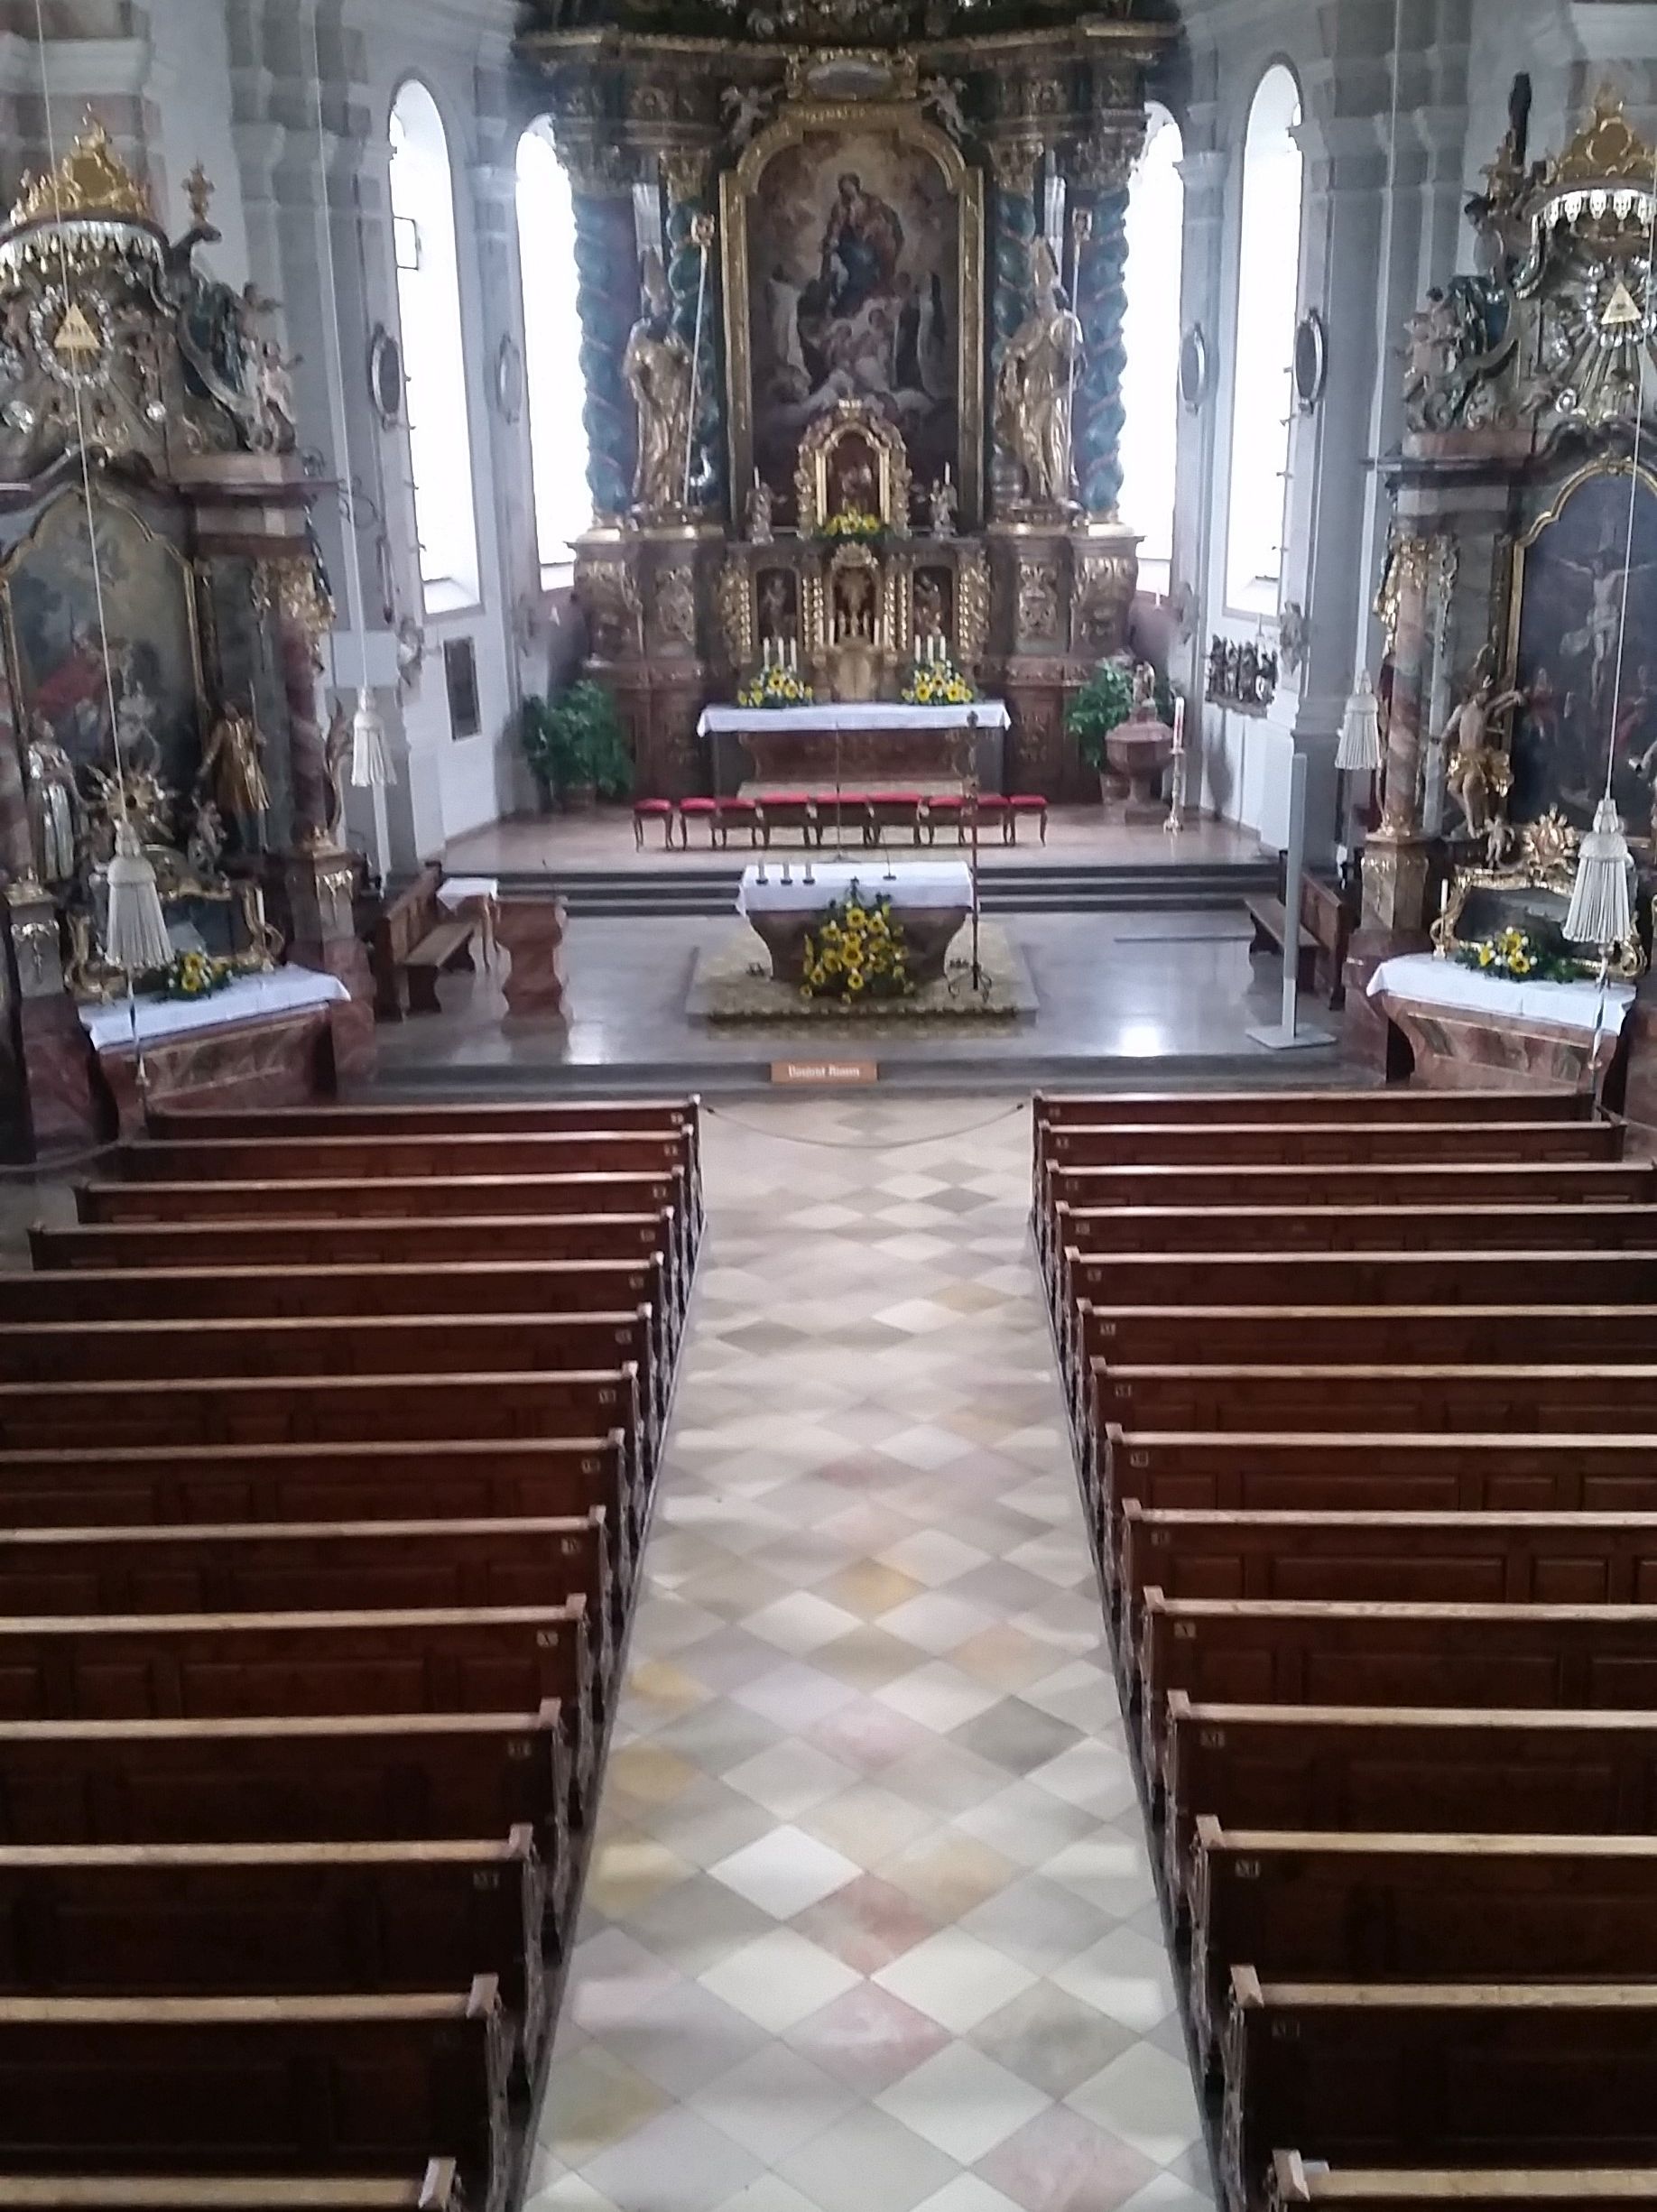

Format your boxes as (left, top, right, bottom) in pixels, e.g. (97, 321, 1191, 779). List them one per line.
(530, 1098, 1214, 2212)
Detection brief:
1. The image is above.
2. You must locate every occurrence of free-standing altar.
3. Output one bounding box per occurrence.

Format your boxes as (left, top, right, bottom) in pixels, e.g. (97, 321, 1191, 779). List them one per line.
(699, 701, 1011, 796)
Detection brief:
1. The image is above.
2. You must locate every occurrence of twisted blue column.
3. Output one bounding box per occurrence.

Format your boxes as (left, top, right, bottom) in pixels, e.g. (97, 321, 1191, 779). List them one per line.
(988, 144, 1039, 507)
(1071, 182, 1129, 521)
(665, 173, 727, 519)
(570, 188, 636, 521)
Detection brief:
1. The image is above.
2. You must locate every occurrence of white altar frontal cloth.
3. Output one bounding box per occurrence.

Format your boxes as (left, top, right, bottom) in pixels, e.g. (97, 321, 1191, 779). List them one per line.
(737, 860, 974, 918)
(438, 875, 499, 909)
(700, 703, 1010, 736)
(79, 966, 349, 1052)
(1368, 953, 1634, 1039)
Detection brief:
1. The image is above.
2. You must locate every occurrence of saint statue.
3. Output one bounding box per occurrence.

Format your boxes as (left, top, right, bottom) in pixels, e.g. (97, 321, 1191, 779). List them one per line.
(319, 693, 352, 850)
(197, 702, 270, 835)
(995, 238, 1082, 511)
(928, 470, 958, 539)
(1441, 662, 1524, 838)
(24, 719, 77, 883)
(623, 249, 693, 519)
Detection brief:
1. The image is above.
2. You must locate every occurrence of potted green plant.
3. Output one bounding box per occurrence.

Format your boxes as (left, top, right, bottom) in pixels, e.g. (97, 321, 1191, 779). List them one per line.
(522, 681, 634, 812)
(1066, 662, 1136, 804)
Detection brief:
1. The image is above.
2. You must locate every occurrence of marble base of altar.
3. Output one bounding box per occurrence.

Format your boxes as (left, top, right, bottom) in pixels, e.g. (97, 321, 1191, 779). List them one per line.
(1368, 955, 1632, 1095)
(737, 862, 972, 987)
(701, 706, 1009, 800)
(497, 896, 569, 1023)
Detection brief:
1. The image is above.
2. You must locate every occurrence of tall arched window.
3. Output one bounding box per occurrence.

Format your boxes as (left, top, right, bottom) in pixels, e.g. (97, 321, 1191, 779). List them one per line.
(1225, 64, 1304, 616)
(1119, 104, 1185, 598)
(515, 125, 592, 583)
(389, 80, 480, 615)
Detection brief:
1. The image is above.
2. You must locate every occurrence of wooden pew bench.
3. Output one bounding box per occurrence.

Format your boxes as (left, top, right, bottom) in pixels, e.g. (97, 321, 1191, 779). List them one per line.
(0, 1514, 617, 1694)
(1064, 1247, 1657, 1314)
(1139, 1591, 1657, 1773)
(1053, 1201, 1657, 1263)
(0, 1833, 550, 2078)
(1093, 1362, 1657, 1440)
(0, 1708, 573, 1920)
(117, 1129, 693, 1187)
(0, 1978, 511, 2212)
(0, 2166, 466, 2212)
(0, 1438, 635, 1587)
(1190, 1824, 1657, 2062)
(1041, 1118, 1619, 1170)
(0, 1602, 597, 1820)
(1161, 1695, 1657, 1910)
(1033, 1087, 1585, 1162)
(1269, 2152, 1657, 2212)
(372, 864, 477, 1021)
(1245, 871, 1352, 1008)
(1221, 1974, 1657, 2212)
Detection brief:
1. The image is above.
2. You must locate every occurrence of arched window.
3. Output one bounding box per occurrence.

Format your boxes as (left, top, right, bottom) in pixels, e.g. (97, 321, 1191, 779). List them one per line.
(389, 80, 480, 615)
(1119, 104, 1185, 599)
(1225, 64, 1304, 616)
(515, 125, 592, 583)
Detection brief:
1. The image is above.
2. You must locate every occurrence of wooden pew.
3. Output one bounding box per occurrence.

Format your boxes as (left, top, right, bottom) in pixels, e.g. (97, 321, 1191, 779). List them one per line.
(1269, 2152, 1657, 2212)
(1140, 1592, 1657, 1768)
(1094, 1364, 1657, 1438)
(32, 1212, 671, 1278)
(1221, 1974, 1657, 2212)
(116, 1130, 691, 1186)
(1118, 1508, 1657, 1661)
(0, 1708, 572, 1913)
(77, 1171, 686, 1231)
(0, 1516, 617, 1692)
(1054, 1202, 1657, 1261)
(1064, 1248, 1657, 1313)
(0, 1832, 550, 2074)
(1161, 1694, 1657, 1909)
(0, 1438, 636, 1578)
(1043, 1119, 1620, 1169)
(1033, 1088, 1587, 1155)
(0, 1978, 512, 2212)
(1190, 1824, 1657, 2059)
(0, 2168, 466, 2212)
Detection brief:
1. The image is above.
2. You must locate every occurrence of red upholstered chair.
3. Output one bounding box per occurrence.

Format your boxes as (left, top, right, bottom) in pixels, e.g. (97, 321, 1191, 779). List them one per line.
(679, 795, 719, 849)
(973, 793, 1011, 845)
(1009, 794, 1050, 845)
(810, 791, 872, 847)
(921, 793, 964, 846)
(714, 796, 762, 849)
(633, 798, 675, 851)
(866, 791, 924, 847)
(756, 792, 818, 847)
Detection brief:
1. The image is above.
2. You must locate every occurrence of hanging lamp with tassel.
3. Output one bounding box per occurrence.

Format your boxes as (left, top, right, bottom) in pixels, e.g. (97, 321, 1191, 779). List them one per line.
(104, 818, 173, 974)
(1565, 793, 1634, 951)
(350, 686, 394, 788)
(1336, 671, 1384, 773)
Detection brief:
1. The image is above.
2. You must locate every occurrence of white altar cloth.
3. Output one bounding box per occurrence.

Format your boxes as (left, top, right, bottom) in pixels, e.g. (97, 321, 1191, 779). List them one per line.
(700, 703, 1011, 736)
(79, 966, 349, 1052)
(438, 875, 499, 910)
(736, 861, 974, 919)
(1368, 953, 1634, 1039)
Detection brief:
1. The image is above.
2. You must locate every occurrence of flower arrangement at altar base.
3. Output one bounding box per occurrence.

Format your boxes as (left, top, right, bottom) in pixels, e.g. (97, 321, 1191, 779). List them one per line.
(821, 509, 883, 542)
(801, 887, 915, 1003)
(903, 643, 976, 708)
(1453, 923, 1576, 984)
(156, 949, 234, 1001)
(737, 659, 814, 709)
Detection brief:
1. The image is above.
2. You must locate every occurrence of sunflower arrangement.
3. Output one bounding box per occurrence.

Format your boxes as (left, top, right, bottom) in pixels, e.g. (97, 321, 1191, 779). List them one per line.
(737, 662, 815, 709)
(903, 655, 976, 708)
(801, 888, 915, 1003)
(158, 949, 234, 1001)
(1453, 923, 1576, 984)
(821, 510, 883, 543)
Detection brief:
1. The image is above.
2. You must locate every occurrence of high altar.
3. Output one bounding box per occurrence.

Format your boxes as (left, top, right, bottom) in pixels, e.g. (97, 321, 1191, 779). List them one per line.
(520, 2, 1170, 800)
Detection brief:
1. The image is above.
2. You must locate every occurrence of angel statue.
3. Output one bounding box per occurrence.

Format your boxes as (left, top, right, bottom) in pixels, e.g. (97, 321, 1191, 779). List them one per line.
(995, 237, 1083, 511)
(1440, 660, 1524, 840)
(623, 249, 693, 520)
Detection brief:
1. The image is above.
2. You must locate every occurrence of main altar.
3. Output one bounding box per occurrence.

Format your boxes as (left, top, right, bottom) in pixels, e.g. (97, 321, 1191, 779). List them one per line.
(520, 3, 1170, 802)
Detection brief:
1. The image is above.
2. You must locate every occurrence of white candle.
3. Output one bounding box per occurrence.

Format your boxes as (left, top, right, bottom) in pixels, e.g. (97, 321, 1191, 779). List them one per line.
(1173, 695, 1186, 748)
(944, 463, 952, 486)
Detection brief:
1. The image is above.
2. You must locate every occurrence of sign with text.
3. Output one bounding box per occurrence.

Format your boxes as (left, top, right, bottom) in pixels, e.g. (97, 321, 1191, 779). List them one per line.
(771, 1060, 879, 1087)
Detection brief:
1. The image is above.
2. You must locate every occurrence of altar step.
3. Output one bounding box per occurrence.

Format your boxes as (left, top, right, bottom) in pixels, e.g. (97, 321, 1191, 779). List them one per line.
(502, 857, 1278, 919)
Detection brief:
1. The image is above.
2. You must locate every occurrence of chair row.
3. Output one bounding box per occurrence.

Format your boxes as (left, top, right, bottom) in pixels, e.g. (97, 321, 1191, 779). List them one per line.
(634, 788, 1049, 847)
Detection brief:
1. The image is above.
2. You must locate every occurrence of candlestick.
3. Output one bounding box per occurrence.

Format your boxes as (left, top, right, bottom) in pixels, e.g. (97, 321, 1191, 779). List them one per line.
(1172, 695, 1186, 749)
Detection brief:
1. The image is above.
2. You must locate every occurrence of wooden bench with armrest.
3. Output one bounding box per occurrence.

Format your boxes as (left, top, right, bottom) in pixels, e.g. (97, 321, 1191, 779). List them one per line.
(1244, 867, 1353, 1008)
(371, 865, 477, 1021)
(1221, 1976, 1657, 2212)
(1268, 2154, 1657, 2212)
(0, 1832, 551, 2078)
(0, 2164, 467, 2212)
(0, 1979, 512, 2212)
(1190, 1825, 1657, 2063)
(1159, 1694, 1657, 1907)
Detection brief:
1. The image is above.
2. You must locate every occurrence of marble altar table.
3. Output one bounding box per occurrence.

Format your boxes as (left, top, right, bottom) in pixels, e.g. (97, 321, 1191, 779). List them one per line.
(699, 703, 1010, 798)
(737, 860, 974, 986)
(1368, 953, 1634, 1094)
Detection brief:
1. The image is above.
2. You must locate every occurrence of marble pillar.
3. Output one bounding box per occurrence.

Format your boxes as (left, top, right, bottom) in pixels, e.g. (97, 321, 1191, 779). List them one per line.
(986, 139, 1042, 513)
(1065, 133, 1136, 523)
(662, 153, 726, 521)
(570, 180, 638, 522)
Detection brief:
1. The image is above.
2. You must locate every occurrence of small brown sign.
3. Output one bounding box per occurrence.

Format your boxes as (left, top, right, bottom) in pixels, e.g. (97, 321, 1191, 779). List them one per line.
(771, 1060, 879, 1087)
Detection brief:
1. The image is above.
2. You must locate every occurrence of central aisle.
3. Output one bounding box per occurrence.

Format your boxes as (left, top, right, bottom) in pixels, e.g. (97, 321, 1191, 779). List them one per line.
(533, 1098, 1212, 2212)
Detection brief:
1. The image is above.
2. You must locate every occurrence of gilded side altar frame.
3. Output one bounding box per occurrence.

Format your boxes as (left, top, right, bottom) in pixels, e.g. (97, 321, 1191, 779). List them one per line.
(1432, 808, 1645, 981)
(1500, 453, 1657, 690)
(719, 86, 985, 533)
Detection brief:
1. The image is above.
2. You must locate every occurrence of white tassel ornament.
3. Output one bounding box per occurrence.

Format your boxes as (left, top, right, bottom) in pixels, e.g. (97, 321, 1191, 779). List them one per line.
(1565, 794, 1634, 950)
(350, 688, 395, 789)
(104, 819, 172, 974)
(1336, 671, 1384, 773)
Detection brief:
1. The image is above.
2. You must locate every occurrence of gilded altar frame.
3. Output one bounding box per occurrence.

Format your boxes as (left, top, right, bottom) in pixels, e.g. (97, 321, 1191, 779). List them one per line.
(1432, 808, 1645, 980)
(1500, 455, 1657, 687)
(719, 80, 985, 534)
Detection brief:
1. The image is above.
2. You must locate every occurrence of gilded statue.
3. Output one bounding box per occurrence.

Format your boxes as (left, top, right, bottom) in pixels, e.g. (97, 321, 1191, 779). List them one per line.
(197, 703, 270, 830)
(24, 720, 77, 884)
(995, 238, 1082, 511)
(1441, 662, 1524, 839)
(319, 694, 352, 849)
(623, 248, 693, 519)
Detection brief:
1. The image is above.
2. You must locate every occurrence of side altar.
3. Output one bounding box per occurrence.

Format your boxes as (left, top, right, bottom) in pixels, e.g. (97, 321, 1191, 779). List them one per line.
(521, 13, 1169, 802)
